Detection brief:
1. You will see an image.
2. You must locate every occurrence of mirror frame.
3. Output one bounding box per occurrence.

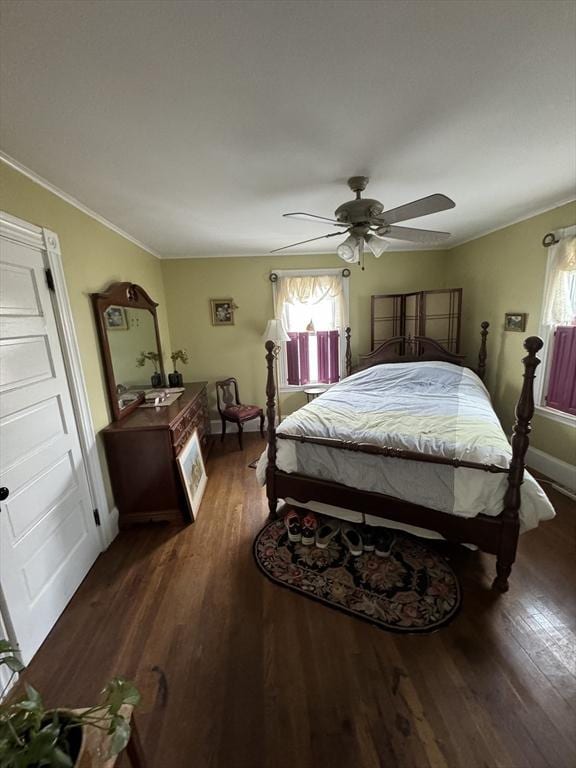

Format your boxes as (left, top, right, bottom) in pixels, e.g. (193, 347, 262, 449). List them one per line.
(91, 282, 165, 421)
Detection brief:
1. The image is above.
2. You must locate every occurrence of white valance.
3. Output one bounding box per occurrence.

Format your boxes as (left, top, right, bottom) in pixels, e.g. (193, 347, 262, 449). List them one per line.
(542, 227, 576, 326)
(274, 273, 348, 328)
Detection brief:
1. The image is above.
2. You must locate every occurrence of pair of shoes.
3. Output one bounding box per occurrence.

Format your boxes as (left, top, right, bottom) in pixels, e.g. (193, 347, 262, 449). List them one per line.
(284, 510, 319, 546)
(341, 523, 363, 556)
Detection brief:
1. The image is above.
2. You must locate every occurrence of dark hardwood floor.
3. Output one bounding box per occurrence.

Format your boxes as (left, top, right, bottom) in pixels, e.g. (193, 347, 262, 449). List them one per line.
(19, 435, 576, 768)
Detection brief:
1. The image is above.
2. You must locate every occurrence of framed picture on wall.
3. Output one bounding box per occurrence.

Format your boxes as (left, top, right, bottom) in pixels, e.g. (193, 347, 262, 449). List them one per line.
(103, 305, 128, 330)
(504, 313, 527, 332)
(176, 429, 207, 520)
(210, 298, 235, 326)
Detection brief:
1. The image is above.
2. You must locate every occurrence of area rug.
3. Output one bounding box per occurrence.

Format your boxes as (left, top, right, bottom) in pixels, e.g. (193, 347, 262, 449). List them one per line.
(253, 519, 461, 633)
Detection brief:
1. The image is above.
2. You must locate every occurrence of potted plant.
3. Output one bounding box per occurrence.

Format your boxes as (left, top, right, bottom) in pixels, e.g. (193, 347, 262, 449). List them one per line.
(135, 350, 162, 387)
(168, 349, 189, 387)
(0, 641, 141, 767)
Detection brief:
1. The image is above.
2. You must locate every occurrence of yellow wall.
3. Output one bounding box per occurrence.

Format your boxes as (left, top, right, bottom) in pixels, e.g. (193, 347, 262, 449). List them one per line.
(0, 162, 172, 504)
(449, 201, 576, 464)
(3, 159, 573, 492)
(161, 251, 451, 417)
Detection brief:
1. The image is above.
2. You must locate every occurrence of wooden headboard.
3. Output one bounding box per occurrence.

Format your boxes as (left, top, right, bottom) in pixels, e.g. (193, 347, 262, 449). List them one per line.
(345, 321, 490, 380)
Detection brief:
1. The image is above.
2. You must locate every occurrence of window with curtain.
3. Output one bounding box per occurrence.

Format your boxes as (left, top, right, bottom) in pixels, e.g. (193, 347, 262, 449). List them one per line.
(273, 270, 348, 388)
(539, 228, 576, 417)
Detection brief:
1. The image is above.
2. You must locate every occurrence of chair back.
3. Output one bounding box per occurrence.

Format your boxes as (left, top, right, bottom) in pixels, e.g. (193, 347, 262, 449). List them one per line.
(215, 377, 241, 415)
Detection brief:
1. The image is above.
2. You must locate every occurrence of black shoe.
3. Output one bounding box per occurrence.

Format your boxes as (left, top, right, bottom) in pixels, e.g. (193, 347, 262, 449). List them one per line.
(375, 530, 396, 557)
(341, 524, 363, 557)
(360, 525, 376, 552)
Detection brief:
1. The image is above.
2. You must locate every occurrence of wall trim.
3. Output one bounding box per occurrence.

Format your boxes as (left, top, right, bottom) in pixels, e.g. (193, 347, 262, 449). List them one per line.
(0, 210, 116, 550)
(450, 197, 576, 250)
(0, 152, 161, 259)
(526, 446, 576, 497)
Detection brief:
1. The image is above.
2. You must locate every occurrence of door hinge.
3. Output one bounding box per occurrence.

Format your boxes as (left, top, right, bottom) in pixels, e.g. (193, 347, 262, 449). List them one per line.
(93, 509, 101, 527)
(45, 267, 55, 292)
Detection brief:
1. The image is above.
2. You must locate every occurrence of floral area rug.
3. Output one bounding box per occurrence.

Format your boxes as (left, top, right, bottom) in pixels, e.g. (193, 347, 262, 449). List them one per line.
(253, 519, 461, 633)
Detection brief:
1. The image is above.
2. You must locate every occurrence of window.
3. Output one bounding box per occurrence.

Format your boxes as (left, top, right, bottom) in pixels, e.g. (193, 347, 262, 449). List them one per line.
(273, 269, 349, 389)
(536, 228, 576, 422)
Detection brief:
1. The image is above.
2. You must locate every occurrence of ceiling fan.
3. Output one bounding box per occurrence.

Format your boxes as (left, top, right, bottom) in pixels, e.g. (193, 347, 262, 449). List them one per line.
(271, 176, 455, 265)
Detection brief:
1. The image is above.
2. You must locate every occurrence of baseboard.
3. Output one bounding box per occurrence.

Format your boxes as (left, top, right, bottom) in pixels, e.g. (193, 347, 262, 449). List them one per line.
(526, 447, 576, 496)
(105, 506, 120, 547)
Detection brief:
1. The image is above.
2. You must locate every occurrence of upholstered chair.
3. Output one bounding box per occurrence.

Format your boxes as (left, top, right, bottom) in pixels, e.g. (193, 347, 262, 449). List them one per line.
(215, 377, 264, 450)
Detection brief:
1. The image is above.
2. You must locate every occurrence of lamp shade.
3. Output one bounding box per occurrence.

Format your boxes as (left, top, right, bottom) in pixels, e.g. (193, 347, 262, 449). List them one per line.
(365, 233, 390, 258)
(337, 234, 360, 263)
(262, 318, 290, 343)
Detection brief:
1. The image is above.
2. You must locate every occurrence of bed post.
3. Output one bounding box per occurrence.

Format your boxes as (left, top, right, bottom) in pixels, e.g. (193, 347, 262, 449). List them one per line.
(477, 321, 489, 381)
(345, 327, 352, 377)
(265, 340, 278, 519)
(493, 335, 543, 592)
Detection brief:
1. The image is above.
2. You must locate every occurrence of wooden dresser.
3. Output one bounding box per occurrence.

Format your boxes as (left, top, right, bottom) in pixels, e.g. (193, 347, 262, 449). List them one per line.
(102, 382, 210, 526)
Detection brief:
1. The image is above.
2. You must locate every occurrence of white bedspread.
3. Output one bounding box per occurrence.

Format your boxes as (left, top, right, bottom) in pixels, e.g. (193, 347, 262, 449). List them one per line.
(256, 362, 555, 533)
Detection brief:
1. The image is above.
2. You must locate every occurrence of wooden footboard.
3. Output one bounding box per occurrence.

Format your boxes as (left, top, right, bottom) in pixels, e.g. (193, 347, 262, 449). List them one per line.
(264, 326, 544, 592)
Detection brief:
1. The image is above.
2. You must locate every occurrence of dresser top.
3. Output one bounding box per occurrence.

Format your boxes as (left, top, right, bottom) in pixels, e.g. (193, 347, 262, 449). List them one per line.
(102, 382, 207, 433)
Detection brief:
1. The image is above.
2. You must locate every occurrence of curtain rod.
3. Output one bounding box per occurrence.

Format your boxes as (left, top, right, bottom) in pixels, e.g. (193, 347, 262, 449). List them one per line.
(269, 268, 351, 282)
(542, 232, 559, 247)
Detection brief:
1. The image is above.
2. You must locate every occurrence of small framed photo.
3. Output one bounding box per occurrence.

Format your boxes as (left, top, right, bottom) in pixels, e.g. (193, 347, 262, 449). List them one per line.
(104, 305, 128, 330)
(176, 430, 207, 519)
(504, 313, 527, 332)
(210, 298, 235, 326)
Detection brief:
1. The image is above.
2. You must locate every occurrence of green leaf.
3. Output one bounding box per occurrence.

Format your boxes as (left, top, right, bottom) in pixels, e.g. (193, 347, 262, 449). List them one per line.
(102, 678, 140, 713)
(1, 656, 24, 673)
(108, 717, 131, 757)
(49, 746, 75, 768)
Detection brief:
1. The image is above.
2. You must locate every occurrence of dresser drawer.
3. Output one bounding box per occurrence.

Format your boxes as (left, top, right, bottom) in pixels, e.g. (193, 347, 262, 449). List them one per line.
(170, 390, 208, 456)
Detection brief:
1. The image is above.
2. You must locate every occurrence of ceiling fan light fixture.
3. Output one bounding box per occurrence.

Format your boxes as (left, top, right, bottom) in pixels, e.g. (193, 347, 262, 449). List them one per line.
(365, 233, 389, 258)
(336, 234, 360, 263)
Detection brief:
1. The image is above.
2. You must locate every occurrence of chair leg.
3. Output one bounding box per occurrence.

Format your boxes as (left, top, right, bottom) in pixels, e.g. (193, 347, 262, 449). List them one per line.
(237, 423, 244, 451)
(221, 418, 226, 442)
(259, 413, 265, 438)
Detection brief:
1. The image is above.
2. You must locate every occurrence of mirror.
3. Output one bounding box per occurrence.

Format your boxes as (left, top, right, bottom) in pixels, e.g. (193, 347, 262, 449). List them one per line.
(91, 283, 165, 421)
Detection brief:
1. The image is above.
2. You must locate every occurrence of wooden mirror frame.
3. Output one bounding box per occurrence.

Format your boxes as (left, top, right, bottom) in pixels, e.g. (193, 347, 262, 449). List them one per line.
(91, 282, 165, 421)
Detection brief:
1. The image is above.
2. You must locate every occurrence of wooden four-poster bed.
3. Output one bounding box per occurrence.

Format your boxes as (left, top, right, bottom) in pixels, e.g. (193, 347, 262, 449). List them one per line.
(263, 322, 546, 592)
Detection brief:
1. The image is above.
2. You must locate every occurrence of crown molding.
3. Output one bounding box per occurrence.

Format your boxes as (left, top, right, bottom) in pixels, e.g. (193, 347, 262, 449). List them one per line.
(448, 196, 576, 250)
(0, 152, 161, 259)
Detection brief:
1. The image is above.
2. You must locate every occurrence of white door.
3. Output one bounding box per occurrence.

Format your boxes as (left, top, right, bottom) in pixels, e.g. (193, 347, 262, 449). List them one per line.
(0, 235, 101, 664)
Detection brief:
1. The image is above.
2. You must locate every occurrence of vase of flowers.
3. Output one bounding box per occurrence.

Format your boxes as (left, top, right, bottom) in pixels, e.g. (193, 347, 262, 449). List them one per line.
(168, 349, 188, 387)
(0, 641, 141, 767)
(136, 350, 162, 387)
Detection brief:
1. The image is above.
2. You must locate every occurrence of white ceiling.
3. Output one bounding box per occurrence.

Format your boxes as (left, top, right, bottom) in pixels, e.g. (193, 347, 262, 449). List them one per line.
(1, 0, 575, 258)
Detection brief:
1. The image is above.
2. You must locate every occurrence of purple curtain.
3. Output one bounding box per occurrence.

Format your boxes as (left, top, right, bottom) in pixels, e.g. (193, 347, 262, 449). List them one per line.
(546, 326, 576, 415)
(298, 333, 310, 385)
(286, 332, 310, 385)
(286, 332, 300, 385)
(317, 331, 329, 383)
(328, 330, 340, 383)
(317, 330, 340, 383)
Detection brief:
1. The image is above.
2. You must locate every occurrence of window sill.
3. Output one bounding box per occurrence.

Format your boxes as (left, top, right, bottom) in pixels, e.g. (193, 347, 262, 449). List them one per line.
(534, 405, 576, 428)
(279, 384, 333, 393)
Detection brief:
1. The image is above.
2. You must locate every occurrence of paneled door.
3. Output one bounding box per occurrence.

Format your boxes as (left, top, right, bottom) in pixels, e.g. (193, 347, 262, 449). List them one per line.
(0, 235, 101, 663)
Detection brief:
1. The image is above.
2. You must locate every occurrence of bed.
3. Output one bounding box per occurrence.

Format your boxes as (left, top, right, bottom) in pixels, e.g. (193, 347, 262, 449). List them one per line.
(257, 323, 555, 592)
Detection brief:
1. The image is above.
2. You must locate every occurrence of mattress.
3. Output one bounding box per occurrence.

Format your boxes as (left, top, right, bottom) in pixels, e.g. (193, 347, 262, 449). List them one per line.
(256, 361, 555, 534)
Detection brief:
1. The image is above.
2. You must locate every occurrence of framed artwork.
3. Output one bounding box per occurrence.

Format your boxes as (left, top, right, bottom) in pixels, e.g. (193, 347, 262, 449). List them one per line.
(504, 313, 527, 332)
(210, 298, 235, 326)
(176, 429, 207, 520)
(104, 305, 128, 330)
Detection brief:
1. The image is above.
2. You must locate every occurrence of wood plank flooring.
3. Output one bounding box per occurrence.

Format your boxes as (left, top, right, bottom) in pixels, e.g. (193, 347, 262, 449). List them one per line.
(18, 435, 576, 768)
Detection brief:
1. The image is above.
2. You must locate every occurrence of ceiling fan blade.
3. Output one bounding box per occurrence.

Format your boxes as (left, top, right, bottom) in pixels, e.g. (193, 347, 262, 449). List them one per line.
(270, 230, 345, 253)
(374, 194, 455, 225)
(283, 212, 348, 226)
(376, 225, 451, 244)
